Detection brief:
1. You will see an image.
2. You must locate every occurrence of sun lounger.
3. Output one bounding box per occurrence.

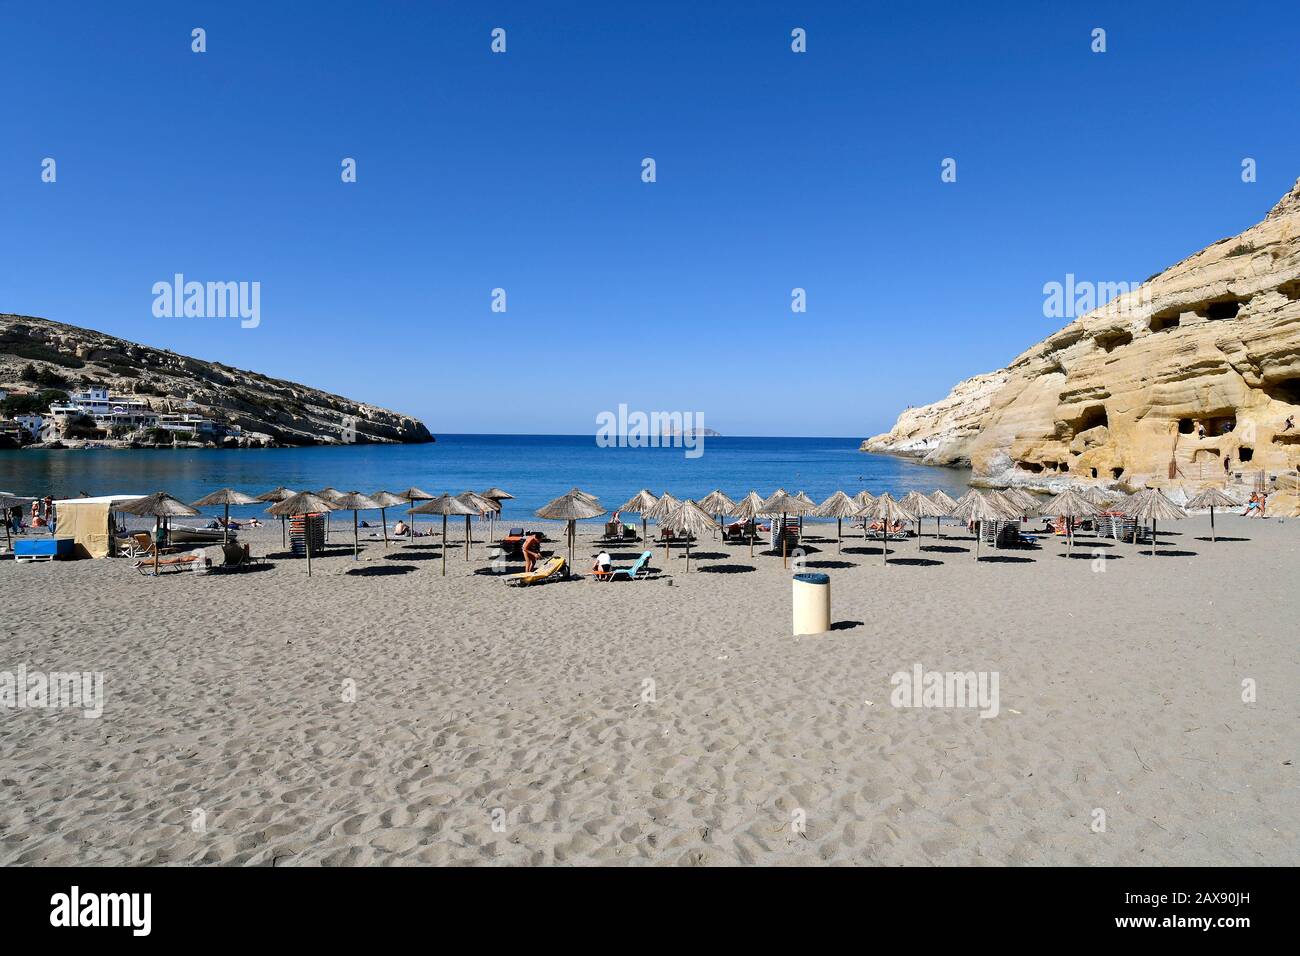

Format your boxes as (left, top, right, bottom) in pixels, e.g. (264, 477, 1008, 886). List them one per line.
(134, 550, 208, 575)
(593, 550, 652, 582)
(503, 556, 566, 586)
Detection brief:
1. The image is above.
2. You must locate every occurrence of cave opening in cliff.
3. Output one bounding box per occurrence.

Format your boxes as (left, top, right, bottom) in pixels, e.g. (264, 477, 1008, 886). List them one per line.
(1090, 467, 1098, 478)
(1076, 406, 1109, 433)
(1262, 377, 1300, 406)
(1094, 329, 1133, 352)
(1178, 418, 1195, 434)
(1200, 298, 1242, 321)
(1149, 310, 1180, 333)
(1017, 460, 1044, 473)
(1111, 467, 1124, 479)
(1239, 446, 1254, 462)
(1278, 279, 1300, 302)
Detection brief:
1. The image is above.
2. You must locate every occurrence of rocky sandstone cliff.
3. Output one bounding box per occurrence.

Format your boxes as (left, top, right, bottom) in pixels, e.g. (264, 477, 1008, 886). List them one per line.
(865, 178, 1300, 511)
(0, 313, 432, 446)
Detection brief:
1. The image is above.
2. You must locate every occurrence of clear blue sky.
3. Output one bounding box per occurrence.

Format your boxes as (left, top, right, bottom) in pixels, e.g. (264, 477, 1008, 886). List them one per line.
(2, 1, 1296, 436)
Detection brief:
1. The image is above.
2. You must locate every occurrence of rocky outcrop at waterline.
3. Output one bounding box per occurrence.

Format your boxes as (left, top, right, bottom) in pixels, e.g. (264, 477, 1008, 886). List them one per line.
(0, 313, 432, 446)
(864, 177, 1300, 512)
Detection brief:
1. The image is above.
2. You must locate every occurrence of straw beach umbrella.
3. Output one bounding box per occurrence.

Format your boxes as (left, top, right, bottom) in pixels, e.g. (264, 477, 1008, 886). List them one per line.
(1001, 488, 1042, 517)
(662, 499, 717, 572)
(1082, 486, 1118, 508)
(255, 486, 296, 549)
(266, 492, 336, 577)
(1040, 489, 1100, 556)
(368, 491, 407, 547)
(1186, 487, 1238, 543)
(457, 491, 497, 559)
(396, 487, 435, 539)
(950, 490, 1020, 560)
(853, 490, 877, 541)
(314, 488, 345, 543)
(616, 489, 659, 546)
(761, 490, 816, 568)
(479, 487, 513, 541)
(191, 488, 259, 545)
(900, 490, 947, 538)
(927, 489, 958, 538)
(644, 492, 682, 560)
(730, 491, 766, 556)
(332, 492, 382, 560)
(697, 489, 736, 537)
(857, 493, 916, 565)
(411, 494, 479, 576)
(814, 490, 859, 552)
(119, 492, 201, 577)
(536, 490, 607, 574)
(1124, 489, 1188, 557)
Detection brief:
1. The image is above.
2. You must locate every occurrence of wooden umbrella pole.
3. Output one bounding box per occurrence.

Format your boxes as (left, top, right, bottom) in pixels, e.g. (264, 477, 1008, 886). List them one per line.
(223, 504, 230, 545)
(281, 516, 287, 550)
(441, 514, 448, 576)
(465, 515, 471, 560)
(353, 510, 359, 559)
(837, 517, 842, 552)
(381, 508, 389, 547)
(153, 517, 160, 576)
(306, 517, 313, 576)
(1210, 507, 1216, 542)
(1151, 519, 1157, 558)
(781, 512, 788, 569)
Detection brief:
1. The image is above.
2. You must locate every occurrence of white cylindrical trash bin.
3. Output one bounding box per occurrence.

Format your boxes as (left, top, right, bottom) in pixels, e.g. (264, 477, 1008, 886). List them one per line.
(792, 571, 831, 635)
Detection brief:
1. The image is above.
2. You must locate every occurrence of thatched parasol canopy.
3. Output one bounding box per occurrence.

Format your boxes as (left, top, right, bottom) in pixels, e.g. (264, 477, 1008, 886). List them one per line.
(255, 486, 296, 503)
(267, 491, 336, 517)
(949, 490, 1021, 560)
(535, 491, 606, 522)
(266, 492, 336, 576)
(480, 487, 514, 501)
(615, 490, 659, 545)
(794, 491, 815, 507)
(816, 490, 861, 551)
(853, 489, 877, 509)
(191, 487, 260, 545)
(643, 492, 682, 523)
(731, 491, 765, 521)
(1040, 489, 1099, 555)
(698, 489, 736, 516)
(1041, 488, 1100, 519)
(412, 494, 480, 576)
(814, 491, 858, 518)
(1186, 487, 1239, 510)
(662, 499, 717, 571)
(536, 490, 606, 573)
(857, 493, 916, 565)
(332, 492, 383, 560)
(1080, 486, 1117, 507)
(617, 489, 659, 514)
(315, 487, 345, 503)
(1001, 488, 1042, 515)
(927, 489, 958, 512)
(1121, 488, 1187, 556)
(119, 492, 201, 577)
(1186, 486, 1239, 542)
(192, 488, 259, 508)
(368, 491, 407, 548)
(900, 490, 948, 539)
(120, 491, 201, 518)
(760, 491, 815, 516)
(900, 490, 947, 518)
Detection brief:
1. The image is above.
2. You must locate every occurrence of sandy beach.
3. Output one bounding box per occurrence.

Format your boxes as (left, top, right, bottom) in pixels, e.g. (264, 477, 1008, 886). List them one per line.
(1, 512, 1295, 866)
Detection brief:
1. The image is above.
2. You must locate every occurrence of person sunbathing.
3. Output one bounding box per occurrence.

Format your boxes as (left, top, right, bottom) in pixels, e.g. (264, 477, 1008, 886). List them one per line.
(392, 520, 409, 536)
(522, 533, 542, 572)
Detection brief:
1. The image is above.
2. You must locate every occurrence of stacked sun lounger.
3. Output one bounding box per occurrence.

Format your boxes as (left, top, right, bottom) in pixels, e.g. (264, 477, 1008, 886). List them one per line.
(290, 514, 325, 555)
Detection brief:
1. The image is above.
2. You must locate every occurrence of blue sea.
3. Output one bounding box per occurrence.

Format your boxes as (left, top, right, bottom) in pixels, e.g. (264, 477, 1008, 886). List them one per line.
(0, 435, 970, 524)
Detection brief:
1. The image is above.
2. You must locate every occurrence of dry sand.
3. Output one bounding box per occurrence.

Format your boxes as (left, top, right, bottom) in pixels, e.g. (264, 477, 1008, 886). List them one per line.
(0, 512, 1295, 865)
